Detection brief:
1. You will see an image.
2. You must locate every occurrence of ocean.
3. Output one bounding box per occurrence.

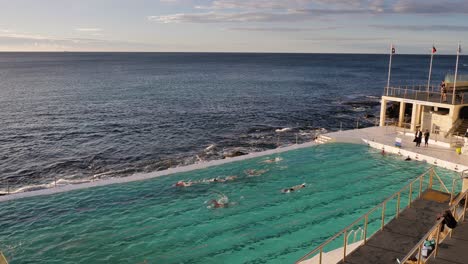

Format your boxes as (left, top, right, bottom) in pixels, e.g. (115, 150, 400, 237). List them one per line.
(0, 52, 465, 191)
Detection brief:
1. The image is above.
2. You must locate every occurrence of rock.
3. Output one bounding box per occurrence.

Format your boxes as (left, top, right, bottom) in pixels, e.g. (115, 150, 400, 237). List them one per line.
(223, 150, 248, 158)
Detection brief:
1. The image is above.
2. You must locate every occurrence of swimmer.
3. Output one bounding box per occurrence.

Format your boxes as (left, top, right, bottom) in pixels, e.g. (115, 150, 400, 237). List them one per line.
(224, 175, 238, 181)
(208, 193, 229, 208)
(175, 180, 193, 187)
(282, 183, 306, 193)
(245, 169, 268, 177)
(262, 157, 283, 164)
(209, 177, 221, 183)
(405, 156, 412, 161)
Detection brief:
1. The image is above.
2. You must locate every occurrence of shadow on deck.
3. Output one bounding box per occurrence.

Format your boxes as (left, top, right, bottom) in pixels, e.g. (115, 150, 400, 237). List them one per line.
(339, 190, 451, 264)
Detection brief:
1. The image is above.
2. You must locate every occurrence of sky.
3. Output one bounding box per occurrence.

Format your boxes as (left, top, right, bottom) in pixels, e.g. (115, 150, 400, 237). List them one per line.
(0, 0, 468, 53)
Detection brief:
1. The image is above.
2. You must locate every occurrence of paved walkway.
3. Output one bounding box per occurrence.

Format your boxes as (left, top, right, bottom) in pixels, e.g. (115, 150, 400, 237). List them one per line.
(339, 190, 450, 264)
(324, 126, 468, 171)
(427, 218, 468, 264)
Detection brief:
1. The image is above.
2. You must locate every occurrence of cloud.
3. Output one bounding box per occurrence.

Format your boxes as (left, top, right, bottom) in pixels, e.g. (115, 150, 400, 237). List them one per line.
(148, 7, 375, 24)
(0, 30, 154, 51)
(371, 24, 468, 31)
(149, 0, 468, 25)
(302, 37, 390, 42)
(228, 26, 337, 32)
(149, 0, 385, 24)
(149, 10, 319, 23)
(393, 0, 468, 14)
(75, 28, 103, 32)
(196, 0, 301, 10)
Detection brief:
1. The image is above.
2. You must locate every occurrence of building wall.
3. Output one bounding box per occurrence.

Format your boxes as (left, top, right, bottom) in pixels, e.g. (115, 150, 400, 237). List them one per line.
(421, 106, 432, 131)
(431, 111, 453, 134)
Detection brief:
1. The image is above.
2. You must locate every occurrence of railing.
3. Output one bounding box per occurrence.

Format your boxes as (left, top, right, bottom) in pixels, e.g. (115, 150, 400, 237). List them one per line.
(384, 86, 467, 105)
(0, 251, 8, 264)
(295, 167, 448, 264)
(380, 120, 466, 148)
(398, 188, 468, 264)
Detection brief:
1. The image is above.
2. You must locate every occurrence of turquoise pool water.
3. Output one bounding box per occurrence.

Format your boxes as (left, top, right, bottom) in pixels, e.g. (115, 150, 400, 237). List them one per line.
(0, 143, 460, 264)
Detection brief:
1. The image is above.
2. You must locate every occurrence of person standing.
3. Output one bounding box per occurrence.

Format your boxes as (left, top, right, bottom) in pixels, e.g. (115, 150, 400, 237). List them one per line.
(424, 129, 430, 147)
(440, 81, 447, 102)
(415, 129, 423, 147)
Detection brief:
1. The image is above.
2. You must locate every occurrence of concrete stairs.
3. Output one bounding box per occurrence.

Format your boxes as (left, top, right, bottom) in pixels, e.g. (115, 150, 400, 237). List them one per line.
(453, 119, 468, 136)
(315, 135, 333, 144)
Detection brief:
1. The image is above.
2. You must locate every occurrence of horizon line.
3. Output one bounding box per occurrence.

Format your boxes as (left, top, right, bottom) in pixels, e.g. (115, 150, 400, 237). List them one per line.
(0, 51, 465, 56)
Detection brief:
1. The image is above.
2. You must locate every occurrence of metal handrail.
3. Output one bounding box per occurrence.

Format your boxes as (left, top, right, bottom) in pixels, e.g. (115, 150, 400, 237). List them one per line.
(0, 251, 8, 264)
(295, 167, 436, 264)
(398, 189, 468, 264)
(432, 170, 450, 193)
(384, 86, 467, 105)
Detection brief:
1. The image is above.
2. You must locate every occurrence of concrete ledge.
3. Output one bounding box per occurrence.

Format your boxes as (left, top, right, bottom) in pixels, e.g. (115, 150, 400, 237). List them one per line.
(363, 139, 468, 172)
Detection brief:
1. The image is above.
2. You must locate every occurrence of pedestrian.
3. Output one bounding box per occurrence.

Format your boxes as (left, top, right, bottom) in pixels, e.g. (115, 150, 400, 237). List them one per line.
(440, 81, 447, 102)
(424, 129, 430, 147)
(415, 129, 423, 147)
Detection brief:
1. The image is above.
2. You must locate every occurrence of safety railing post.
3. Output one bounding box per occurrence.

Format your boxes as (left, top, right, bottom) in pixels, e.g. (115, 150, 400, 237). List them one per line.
(417, 243, 423, 264)
(450, 178, 456, 205)
(408, 182, 413, 207)
(419, 176, 423, 198)
(396, 192, 401, 218)
(381, 203, 386, 230)
(343, 230, 347, 261)
(319, 247, 323, 264)
(361, 215, 367, 244)
(463, 192, 468, 221)
(429, 168, 434, 189)
(434, 222, 441, 257)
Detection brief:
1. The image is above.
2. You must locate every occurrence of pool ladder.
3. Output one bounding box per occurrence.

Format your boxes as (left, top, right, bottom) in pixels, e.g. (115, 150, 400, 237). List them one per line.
(346, 227, 364, 244)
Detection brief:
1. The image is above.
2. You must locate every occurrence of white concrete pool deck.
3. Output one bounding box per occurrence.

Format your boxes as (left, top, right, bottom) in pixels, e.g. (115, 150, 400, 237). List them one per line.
(323, 126, 468, 173)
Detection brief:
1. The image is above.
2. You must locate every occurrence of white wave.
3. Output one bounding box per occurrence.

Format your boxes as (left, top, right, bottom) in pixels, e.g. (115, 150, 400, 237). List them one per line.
(205, 144, 216, 151)
(5, 178, 92, 194)
(352, 107, 367, 112)
(275, 127, 292, 133)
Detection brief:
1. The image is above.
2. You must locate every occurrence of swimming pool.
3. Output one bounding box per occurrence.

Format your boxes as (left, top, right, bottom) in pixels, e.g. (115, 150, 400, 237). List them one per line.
(0, 143, 460, 264)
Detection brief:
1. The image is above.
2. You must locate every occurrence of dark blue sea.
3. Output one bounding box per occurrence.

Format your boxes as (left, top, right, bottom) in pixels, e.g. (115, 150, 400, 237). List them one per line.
(0, 52, 465, 190)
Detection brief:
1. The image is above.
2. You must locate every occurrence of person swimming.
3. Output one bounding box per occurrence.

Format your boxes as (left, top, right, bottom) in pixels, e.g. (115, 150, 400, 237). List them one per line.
(262, 157, 283, 164)
(175, 180, 193, 187)
(244, 169, 268, 177)
(405, 156, 412, 161)
(224, 175, 238, 181)
(208, 193, 230, 208)
(282, 183, 306, 193)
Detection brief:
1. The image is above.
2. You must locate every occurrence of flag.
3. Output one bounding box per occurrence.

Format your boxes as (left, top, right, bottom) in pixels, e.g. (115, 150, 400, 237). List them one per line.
(432, 46, 437, 54)
(391, 46, 395, 54)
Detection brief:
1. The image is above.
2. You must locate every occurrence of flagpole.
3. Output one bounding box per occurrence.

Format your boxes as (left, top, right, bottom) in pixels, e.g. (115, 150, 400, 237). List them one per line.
(386, 44, 393, 96)
(427, 45, 434, 92)
(452, 42, 460, 104)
